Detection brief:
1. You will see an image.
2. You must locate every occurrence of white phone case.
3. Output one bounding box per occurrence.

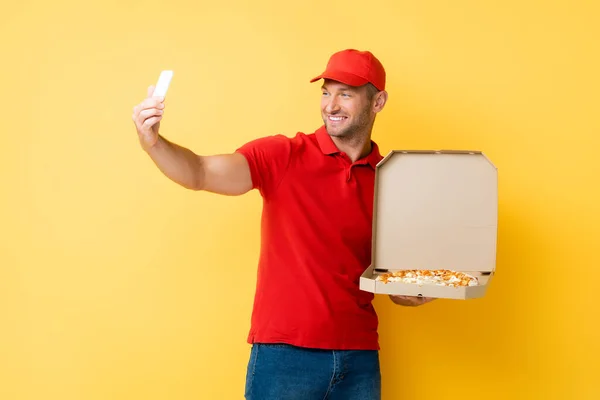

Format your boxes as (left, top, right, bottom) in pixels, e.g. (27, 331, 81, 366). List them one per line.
(152, 70, 173, 97)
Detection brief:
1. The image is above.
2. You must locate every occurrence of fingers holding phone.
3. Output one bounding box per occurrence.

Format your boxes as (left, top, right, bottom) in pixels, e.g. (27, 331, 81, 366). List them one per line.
(132, 71, 173, 150)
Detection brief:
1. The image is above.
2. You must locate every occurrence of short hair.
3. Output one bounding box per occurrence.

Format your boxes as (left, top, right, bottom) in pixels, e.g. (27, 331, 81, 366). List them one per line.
(365, 83, 380, 99)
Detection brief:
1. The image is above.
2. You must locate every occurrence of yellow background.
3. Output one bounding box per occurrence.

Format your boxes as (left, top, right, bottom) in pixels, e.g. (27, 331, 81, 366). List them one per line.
(2, 0, 598, 399)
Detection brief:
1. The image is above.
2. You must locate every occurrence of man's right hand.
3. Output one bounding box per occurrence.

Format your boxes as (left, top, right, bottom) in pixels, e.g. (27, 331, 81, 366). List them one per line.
(132, 85, 165, 151)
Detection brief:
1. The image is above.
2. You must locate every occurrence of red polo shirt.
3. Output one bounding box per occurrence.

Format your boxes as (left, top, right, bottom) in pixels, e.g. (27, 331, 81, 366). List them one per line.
(236, 125, 383, 350)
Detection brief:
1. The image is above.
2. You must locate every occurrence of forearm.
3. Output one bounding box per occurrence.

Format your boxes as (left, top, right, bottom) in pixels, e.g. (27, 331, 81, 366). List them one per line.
(145, 135, 204, 190)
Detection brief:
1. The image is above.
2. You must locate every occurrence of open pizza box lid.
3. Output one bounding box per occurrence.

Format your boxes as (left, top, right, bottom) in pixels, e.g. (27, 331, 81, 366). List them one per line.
(359, 150, 498, 300)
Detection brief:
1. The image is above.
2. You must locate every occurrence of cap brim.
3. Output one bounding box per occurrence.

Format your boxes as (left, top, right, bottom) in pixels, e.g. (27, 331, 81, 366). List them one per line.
(309, 71, 369, 87)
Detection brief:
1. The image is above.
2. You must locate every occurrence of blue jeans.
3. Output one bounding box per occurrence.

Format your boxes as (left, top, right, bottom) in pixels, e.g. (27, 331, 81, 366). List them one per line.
(244, 343, 381, 400)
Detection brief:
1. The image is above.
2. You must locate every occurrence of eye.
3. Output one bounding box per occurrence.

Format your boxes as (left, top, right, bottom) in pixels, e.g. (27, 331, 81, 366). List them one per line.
(341, 93, 351, 98)
(321, 91, 329, 96)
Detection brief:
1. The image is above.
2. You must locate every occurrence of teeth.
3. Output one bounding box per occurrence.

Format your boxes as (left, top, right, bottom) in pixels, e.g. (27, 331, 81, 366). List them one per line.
(329, 116, 345, 121)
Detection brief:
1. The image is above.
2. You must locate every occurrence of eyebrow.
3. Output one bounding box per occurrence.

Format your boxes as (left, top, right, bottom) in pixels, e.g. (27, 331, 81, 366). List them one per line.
(321, 85, 353, 91)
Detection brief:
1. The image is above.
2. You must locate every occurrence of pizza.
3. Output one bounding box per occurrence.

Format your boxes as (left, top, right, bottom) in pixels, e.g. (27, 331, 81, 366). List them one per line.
(375, 269, 478, 287)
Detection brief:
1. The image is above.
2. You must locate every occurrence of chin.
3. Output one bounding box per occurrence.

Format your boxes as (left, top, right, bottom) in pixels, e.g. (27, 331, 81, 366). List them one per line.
(324, 124, 346, 137)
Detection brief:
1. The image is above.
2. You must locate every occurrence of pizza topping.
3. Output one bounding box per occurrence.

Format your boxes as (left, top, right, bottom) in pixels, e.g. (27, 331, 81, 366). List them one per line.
(375, 269, 478, 287)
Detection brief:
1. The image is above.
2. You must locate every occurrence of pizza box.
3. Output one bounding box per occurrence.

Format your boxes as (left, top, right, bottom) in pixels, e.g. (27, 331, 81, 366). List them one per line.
(359, 150, 498, 300)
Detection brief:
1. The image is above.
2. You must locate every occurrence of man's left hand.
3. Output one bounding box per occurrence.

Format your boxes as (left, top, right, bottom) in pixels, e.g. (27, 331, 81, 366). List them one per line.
(389, 295, 436, 307)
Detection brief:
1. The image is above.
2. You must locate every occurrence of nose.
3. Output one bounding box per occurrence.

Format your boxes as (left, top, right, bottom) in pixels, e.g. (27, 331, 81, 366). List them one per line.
(324, 97, 340, 114)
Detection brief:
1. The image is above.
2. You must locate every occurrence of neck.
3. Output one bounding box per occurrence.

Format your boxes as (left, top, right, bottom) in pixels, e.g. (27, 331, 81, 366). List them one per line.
(331, 133, 373, 162)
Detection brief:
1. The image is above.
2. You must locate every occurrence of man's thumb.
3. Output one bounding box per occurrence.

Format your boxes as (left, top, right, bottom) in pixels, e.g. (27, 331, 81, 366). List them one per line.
(147, 85, 155, 98)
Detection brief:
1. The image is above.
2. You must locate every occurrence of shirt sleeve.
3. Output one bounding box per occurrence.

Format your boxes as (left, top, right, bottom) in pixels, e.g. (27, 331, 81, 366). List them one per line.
(235, 134, 293, 198)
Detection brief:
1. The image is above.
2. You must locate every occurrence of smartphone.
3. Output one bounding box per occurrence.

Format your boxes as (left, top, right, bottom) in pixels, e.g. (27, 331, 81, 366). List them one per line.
(152, 70, 173, 97)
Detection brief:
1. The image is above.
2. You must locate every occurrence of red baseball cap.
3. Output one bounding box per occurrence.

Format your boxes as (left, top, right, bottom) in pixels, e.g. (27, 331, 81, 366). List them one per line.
(310, 49, 386, 91)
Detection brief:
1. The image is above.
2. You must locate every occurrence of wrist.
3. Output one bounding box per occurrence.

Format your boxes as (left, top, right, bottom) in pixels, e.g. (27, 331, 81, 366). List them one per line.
(141, 134, 161, 153)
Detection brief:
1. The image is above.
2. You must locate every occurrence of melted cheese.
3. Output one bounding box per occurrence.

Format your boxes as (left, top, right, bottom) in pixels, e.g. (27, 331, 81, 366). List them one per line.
(375, 269, 479, 287)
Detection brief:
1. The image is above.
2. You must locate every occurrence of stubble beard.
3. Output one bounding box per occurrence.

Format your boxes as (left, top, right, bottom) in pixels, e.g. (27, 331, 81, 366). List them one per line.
(324, 105, 373, 143)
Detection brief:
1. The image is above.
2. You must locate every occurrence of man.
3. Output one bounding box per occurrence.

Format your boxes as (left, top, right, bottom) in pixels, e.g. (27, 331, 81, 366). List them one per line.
(131, 49, 433, 400)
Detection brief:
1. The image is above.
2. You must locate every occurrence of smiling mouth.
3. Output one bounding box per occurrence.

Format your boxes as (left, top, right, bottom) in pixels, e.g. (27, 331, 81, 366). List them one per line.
(328, 115, 347, 122)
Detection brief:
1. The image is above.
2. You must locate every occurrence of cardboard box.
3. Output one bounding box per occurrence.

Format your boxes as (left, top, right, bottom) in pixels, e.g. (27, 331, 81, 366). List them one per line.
(359, 150, 498, 300)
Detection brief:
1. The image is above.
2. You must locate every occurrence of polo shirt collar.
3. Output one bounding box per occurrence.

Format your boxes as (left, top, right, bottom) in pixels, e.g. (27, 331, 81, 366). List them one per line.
(315, 125, 383, 169)
(316, 125, 339, 155)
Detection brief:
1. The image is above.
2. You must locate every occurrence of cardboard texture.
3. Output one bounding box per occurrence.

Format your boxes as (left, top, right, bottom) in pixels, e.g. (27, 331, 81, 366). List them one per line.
(359, 150, 498, 299)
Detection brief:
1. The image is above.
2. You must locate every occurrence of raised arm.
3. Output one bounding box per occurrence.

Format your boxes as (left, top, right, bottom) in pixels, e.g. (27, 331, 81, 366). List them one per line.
(131, 86, 252, 196)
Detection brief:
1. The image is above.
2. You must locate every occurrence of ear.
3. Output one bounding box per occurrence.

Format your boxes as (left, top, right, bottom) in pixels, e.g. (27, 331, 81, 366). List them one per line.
(372, 90, 388, 113)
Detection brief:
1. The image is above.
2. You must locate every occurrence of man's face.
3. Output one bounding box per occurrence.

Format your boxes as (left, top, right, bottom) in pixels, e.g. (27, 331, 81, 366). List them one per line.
(320, 80, 375, 139)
